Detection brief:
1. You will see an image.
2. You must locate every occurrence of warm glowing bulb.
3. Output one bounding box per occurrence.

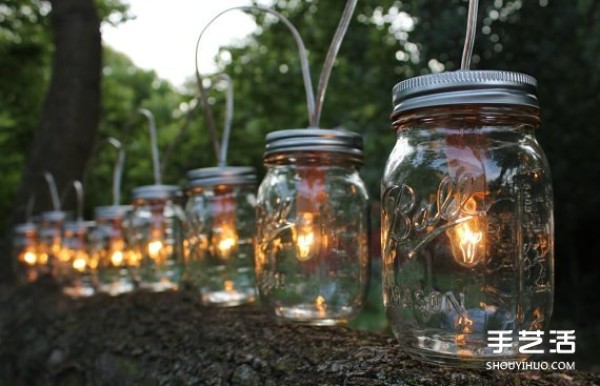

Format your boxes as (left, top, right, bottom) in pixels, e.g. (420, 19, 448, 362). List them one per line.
(212, 223, 238, 260)
(296, 212, 318, 262)
(224, 279, 235, 293)
(218, 237, 236, 255)
(315, 295, 327, 317)
(457, 223, 482, 264)
(110, 250, 124, 266)
(73, 256, 87, 272)
(22, 251, 37, 266)
(148, 240, 163, 260)
(447, 217, 485, 268)
(38, 252, 48, 264)
(297, 231, 315, 261)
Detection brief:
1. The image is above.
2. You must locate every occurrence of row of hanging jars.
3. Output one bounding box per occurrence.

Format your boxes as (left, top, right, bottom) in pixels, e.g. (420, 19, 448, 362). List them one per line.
(12, 131, 370, 321)
(12, 0, 554, 368)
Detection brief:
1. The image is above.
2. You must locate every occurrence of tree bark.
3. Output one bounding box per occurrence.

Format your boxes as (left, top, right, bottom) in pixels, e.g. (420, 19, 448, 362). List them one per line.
(1, 0, 101, 283)
(0, 280, 597, 386)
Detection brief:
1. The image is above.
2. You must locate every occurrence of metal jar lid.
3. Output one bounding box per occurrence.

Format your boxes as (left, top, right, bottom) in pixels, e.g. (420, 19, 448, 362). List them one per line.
(41, 210, 68, 223)
(64, 220, 95, 233)
(131, 184, 181, 201)
(94, 205, 132, 220)
(186, 166, 257, 188)
(264, 128, 363, 159)
(392, 70, 539, 117)
(14, 222, 37, 234)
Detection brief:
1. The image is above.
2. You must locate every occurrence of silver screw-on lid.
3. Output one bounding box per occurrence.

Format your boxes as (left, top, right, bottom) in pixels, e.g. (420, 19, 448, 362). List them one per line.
(186, 166, 257, 188)
(14, 222, 37, 234)
(131, 184, 181, 201)
(392, 70, 539, 117)
(264, 128, 363, 158)
(94, 205, 132, 220)
(41, 210, 68, 223)
(64, 220, 95, 232)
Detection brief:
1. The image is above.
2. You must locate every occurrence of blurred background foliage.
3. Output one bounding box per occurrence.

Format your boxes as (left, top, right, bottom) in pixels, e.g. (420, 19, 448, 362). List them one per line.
(1, 0, 600, 369)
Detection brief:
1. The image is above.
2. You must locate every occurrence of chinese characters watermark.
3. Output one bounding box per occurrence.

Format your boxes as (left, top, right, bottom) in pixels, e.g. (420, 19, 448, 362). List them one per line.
(487, 330, 576, 354)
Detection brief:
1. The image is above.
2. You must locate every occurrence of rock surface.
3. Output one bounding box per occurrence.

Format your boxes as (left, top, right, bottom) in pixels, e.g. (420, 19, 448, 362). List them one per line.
(0, 280, 598, 386)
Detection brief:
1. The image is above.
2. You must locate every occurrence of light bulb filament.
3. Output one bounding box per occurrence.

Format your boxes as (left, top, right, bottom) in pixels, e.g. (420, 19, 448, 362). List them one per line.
(457, 223, 482, 265)
(446, 215, 485, 268)
(297, 231, 314, 261)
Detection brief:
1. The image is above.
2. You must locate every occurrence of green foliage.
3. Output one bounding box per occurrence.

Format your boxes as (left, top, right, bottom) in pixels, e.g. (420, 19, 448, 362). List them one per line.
(0, 0, 51, 228)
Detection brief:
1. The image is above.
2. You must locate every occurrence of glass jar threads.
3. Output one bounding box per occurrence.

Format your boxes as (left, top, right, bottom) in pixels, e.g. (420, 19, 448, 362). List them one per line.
(185, 167, 258, 306)
(91, 205, 136, 295)
(129, 185, 185, 292)
(13, 222, 44, 283)
(382, 70, 554, 367)
(256, 128, 370, 325)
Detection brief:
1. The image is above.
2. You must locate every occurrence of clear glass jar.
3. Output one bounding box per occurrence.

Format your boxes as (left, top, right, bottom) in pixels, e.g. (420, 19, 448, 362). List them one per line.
(38, 210, 66, 277)
(129, 185, 185, 292)
(58, 221, 97, 297)
(12, 222, 44, 283)
(185, 167, 257, 306)
(90, 205, 136, 295)
(256, 129, 370, 325)
(382, 71, 554, 367)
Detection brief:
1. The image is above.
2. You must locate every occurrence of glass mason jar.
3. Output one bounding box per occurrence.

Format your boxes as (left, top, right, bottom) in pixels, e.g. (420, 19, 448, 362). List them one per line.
(256, 129, 370, 325)
(184, 167, 257, 306)
(382, 70, 554, 367)
(39, 210, 66, 277)
(59, 220, 97, 297)
(90, 205, 136, 295)
(129, 185, 185, 292)
(13, 222, 44, 283)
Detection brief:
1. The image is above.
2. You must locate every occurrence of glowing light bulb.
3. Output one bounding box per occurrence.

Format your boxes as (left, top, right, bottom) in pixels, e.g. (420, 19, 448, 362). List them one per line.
(148, 240, 164, 260)
(295, 212, 319, 262)
(295, 166, 327, 262)
(73, 255, 87, 272)
(224, 279, 235, 293)
(21, 250, 37, 266)
(458, 223, 482, 263)
(446, 198, 485, 268)
(110, 250, 124, 266)
(315, 295, 327, 317)
(211, 222, 238, 260)
(211, 186, 238, 260)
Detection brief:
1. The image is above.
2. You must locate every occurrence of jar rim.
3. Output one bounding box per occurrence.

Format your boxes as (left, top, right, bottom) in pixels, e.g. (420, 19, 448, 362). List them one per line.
(264, 128, 364, 160)
(392, 70, 539, 118)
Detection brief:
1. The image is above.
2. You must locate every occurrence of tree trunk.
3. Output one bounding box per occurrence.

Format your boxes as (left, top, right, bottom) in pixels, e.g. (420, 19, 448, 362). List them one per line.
(1, 0, 101, 283)
(1, 280, 597, 386)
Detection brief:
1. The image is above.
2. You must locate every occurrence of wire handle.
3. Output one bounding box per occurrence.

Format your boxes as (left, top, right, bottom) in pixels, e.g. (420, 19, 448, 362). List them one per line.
(313, 0, 357, 127)
(60, 180, 85, 222)
(81, 137, 126, 206)
(137, 108, 162, 185)
(461, 0, 480, 70)
(105, 138, 125, 205)
(43, 172, 61, 211)
(195, 5, 315, 157)
(208, 74, 234, 167)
